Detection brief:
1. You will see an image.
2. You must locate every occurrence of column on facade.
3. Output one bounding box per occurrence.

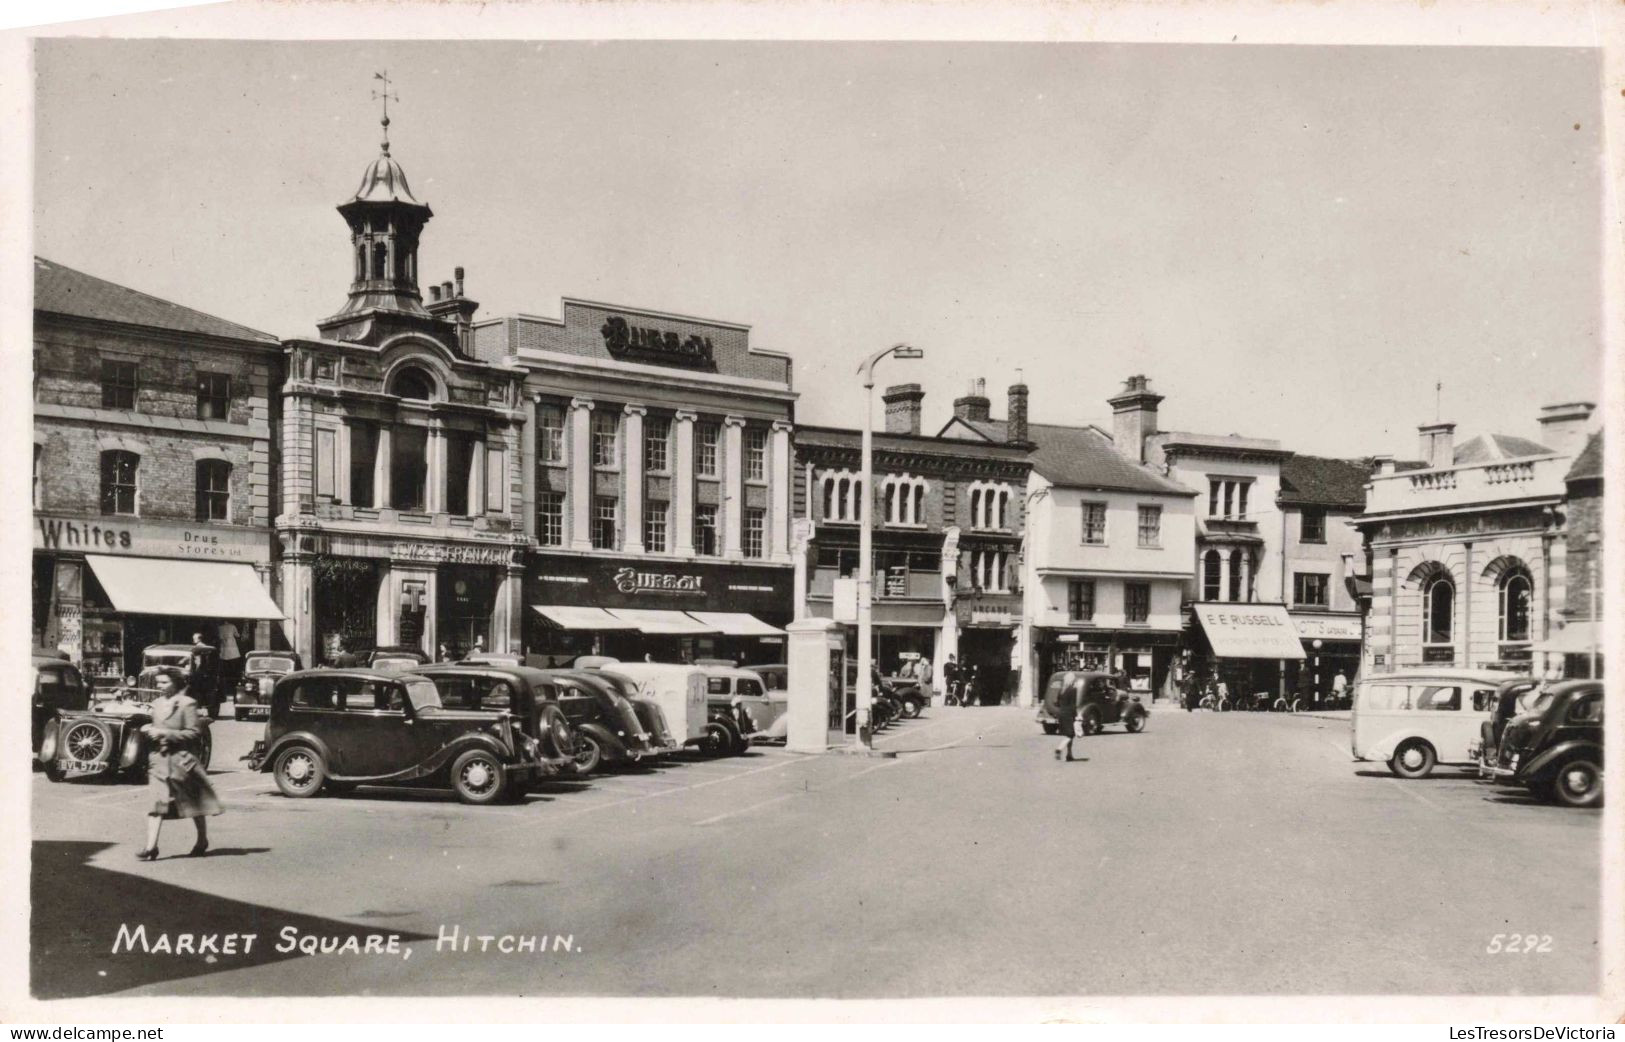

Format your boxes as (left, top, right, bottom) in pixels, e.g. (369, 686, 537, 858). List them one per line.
(1462, 542, 1473, 667)
(1239, 551, 1252, 603)
(722, 415, 745, 559)
(426, 422, 447, 514)
(521, 394, 539, 540)
(770, 420, 792, 563)
(568, 398, 595, 551)
(673, 410, 697, 556)
(1218, 547, 1232, 602)
(337, 424, 353, 506)
(493, 560, 524, 654)
(372, 426, 393, 509)
(280, 549, 316, 665)
(468, 435, 486, 518)
(622, 404, 646, 554)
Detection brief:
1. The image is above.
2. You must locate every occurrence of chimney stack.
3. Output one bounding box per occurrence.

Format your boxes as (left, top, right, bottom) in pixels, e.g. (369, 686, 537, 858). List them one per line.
(883, 383, 925, 436)
(1370, 454, 1395, 476)
(953, 378, 991, 424)
(1536, 401, 1596, 457)
(428, 284, 442, 302)
(1418, 421, 1456, 469)
(454, 266, 465, 298)
(1107, 374, 1163, 463)
(1007, 376, 1030, 445)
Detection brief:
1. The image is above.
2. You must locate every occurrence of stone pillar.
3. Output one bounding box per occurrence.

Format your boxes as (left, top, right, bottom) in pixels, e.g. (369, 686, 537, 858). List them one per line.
(337, 424, 353, 506)
(568, 398, 595, 551)
(939, 526, 962, 703)
(468, 437, 486, 517)
(791, 517, 816, 619)
(493, 559, 524, 654)
(279, 548, 316, 665)
(426, 424, 446, 515)
(374, 563, 397, 647)
(786, 617, 843, 753)
(1219, 549, 1232, 603)
(623, 404, 646, 554)
(1239, 551, 1252, 603)
(373, 426, 392, 509)
(770, 420, 793, 564)
(1462, 541, 1473, 668)
(722, 415, 745, 559)
(253, 563, 275, 652)
(673, 410, 697, 556)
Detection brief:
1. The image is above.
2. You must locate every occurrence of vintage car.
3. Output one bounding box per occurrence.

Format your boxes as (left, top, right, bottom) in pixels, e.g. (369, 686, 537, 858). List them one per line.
(247, 668, 548, 805)
(1036, 670, 1147, 735)
(41, 677, 214, 783)
(369, 646, 431, 673)
(696, 666, 775, 750)
(1350, 669, 1507, 779)
(409, 663, 578, 777)
(129, 643, 224, 710)
(1490, 679, 1604, 808)
(1470, 676, 1541, 779)
(32, 650, 90, 758)
(558, 670, 680, 759)
(535, 670, 659, 775)
(232, 650, 304, 722)
(597, 662, 746, 756)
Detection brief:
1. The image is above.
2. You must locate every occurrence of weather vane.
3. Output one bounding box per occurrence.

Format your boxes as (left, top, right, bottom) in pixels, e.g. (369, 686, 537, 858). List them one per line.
(371, 70, 398, 153)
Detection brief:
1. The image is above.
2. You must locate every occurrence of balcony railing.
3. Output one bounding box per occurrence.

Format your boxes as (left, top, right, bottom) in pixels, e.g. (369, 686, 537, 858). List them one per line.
(1367, 454, 1568, 514)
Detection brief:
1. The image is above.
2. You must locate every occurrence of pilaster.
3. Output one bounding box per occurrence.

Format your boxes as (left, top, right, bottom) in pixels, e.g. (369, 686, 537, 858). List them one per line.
(568, 398, 595, 552)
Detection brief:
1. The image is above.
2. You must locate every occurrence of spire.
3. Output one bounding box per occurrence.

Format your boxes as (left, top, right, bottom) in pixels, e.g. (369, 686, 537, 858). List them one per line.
(372, 70, 398, 155)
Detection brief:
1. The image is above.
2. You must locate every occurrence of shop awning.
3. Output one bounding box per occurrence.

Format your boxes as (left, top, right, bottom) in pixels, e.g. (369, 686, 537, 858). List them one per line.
(684, 611, 784, 637)
(1531, 623, 1601, 655)
(84, 555, 284, 620)
(604, 608, 719, 635)
(531, 605, 637, 630)
(1192, 604, 1306, 660)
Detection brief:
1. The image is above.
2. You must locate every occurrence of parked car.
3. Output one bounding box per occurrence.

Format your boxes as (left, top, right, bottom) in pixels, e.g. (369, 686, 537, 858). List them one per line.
(696, 666, 777, 750)
(247, 668, 548, 804)
(559, 670, 680, 759)
(1035, 670, 1147, 735)
(31, 650, 90, 759)
(1490, 679, 1603, 808)
(1349, 668, 1507, 778)
(369, 646, 431, 672)
(41, 676, 214, 783)
(460, 651, 524, 667)
(1470, 676, 1541, 779)
(748, 663, 787, 692)
(410, 663, 578, 777)
(599, 662, 743, 756)
(233, 650, 304, 722)
(130, 643, 224, 711)
(536, 670, 658, 775)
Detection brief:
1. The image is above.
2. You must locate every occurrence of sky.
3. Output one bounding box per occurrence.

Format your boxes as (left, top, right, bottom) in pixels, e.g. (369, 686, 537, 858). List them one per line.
(32, 39, 1605, 459)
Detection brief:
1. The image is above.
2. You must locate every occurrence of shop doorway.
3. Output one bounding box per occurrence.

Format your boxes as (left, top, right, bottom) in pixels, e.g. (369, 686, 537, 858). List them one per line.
(313, 557, 381, 663)
(959, 628, 1016, 706)
(438, 565, 499, 660)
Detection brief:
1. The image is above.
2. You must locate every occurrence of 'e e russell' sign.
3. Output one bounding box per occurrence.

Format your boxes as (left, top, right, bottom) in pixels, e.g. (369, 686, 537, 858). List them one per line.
(613, 567, 704, 596)
(600, 316, 718, 371)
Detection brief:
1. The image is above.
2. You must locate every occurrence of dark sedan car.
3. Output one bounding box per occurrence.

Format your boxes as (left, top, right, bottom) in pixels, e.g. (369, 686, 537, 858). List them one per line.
(1472, 676, 1540, 778)
(233, 650, 303, 722)
(1491, 679, 1604, 808)
(535, 670, 658, 775)
(558, 670, 680, 759)
(1036, 670, 1147, 735)
(410, 663, 577, 776)
(32, 651, 89, 759)
(247, 668, 548, 805)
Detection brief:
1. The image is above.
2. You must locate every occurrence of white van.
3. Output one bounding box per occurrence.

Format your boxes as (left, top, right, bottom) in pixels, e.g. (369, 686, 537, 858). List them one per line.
(1350, 669, 1509, 778)
(589, 662, 727, 756)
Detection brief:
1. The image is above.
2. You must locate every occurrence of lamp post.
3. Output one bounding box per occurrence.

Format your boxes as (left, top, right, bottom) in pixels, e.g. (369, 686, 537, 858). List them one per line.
(856, 342, 923, 749)
(1587, 531, 1600, 679)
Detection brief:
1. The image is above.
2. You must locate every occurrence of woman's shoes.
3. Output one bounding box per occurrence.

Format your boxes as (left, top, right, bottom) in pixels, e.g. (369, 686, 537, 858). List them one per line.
(188, 840, 209, 858)
(136, 848, 158, 861)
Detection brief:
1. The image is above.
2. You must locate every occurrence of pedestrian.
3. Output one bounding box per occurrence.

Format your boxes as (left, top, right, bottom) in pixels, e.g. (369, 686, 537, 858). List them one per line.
(965, 662, 981, 707)
(941, 654, 960, 706)
(1053, 671, 1081, 762)
(331, 637, 360, 668)
(1332, 670, 1349, 706)
(188, 631, 219, 717)
(216, 619, 244, 694)
(1182, 669, 1197, 712)
(917, 656, 933, 694)
(136, 667, 221, 861)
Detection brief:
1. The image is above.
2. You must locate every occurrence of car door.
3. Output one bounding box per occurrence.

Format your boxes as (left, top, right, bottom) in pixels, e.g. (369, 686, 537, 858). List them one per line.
(1413, 684, 1474, 763)
(333, 677, 415, 777)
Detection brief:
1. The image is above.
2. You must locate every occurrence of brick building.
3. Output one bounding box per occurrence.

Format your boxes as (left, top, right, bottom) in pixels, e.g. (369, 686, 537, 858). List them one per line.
(32, 257, 285, 687)
(1535, 430, 1606, 677)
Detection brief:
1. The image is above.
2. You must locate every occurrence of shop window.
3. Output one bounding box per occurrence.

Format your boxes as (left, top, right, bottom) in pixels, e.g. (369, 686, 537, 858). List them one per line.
(99, 450, 138, 516)
(1081, 502, 1107, 545)
(538, 492, 564, 547)
(1425, 575, 1454, 646)
(1137, 505, 1161, 547)
(1068, 579, 1095, 622)
(391, 426, 429, 512)
(1125, 582, 1151, 624)
(645, 416, 670, 473)
(694, 505, 718, 556)
(195, 371, 231, 421)
(745, 428, 767, 482)
(538, 403, 565, 464)
(697, 422, 720, 478)
(101, 359, 138, 411)
(592, 412, 619, 469)
(645, 500, 670, 553)
(1293, 572, 1329, 607)
(743, 508, 765, 559)
(349, 422, 378, 507)
(1202, 550, 1221, 600)
(194, 459, 231, 521)
(445, 434, 477, 516)
(591, 497, 619, 551)
(389, 365, 435, 401)
(1300, 508, 1326, 544)
(1499, 568, 1532, 643)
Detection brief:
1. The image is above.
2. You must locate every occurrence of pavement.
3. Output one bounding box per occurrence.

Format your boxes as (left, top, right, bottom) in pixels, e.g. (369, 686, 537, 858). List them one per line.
(30, 704, 1599, 999)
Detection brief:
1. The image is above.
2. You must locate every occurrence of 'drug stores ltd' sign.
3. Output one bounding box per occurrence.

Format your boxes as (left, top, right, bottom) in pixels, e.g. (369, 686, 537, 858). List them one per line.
(34, 515, 266, 562)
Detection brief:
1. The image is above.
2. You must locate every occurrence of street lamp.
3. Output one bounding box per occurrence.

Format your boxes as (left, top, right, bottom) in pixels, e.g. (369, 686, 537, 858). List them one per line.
(856, 342, 924, 749)
(1587, 531, 1600, 679)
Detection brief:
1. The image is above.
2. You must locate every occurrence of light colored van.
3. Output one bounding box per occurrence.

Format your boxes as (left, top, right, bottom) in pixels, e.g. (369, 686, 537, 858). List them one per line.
(1350, 669, 1510, 778)
(589, 662, 727, 756)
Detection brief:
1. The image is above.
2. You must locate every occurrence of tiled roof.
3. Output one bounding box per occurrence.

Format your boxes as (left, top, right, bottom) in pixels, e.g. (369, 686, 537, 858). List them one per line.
(1278, 455, 1373, 509)
(958, 418, 1196, 497)
(34, 257, 278, 344)
(1566, 431, 1603, 482)
(1452, 433, 1553, 465)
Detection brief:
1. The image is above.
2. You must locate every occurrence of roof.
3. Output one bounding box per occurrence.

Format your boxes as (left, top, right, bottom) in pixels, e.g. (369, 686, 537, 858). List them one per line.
(1566, 431, 1603, 483)
(955, 417, 1195, 497)
(1278, 455, 1374, 509)
(794, 424, 1031, 460)
(34, 257, 277, 344)
(349, 145, 423, 206)
(1452, 433, 1554, 465)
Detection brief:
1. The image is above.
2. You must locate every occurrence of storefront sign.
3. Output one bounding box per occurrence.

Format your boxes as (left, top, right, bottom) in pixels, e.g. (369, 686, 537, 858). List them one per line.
(391, 542, 512, 566)
(529, 554, 793, 618)
(34, 514, 267, 562)
(1378, 508, 1545, 543)
(614, 567, 704, 595)
(1193, 604, 1306, 659)
(1290, 614, 1363, 641)
(600, 316, 718, 371)
(970, 608, 1013, 627)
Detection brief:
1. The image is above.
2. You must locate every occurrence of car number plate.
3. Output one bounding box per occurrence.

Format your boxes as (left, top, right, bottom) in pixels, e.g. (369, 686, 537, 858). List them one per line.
(57, 758, 107, 777)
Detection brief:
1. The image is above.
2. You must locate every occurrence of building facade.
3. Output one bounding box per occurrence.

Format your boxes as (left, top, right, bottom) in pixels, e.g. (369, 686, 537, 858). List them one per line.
(473, 299, 797, 666)
(32, 257, 285, 687)
(275, 134, 532, 665)
(1546, 430, 1605, 677)
(1276, 454, 1371, 689)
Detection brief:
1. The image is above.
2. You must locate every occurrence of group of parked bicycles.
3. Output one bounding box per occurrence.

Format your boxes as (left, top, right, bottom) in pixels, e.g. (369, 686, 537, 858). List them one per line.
(1193, 682, 1350, 713)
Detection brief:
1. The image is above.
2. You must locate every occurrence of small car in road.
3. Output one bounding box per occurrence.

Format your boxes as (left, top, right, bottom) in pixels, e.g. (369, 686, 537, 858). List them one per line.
(31, 650, 89, 759)
(247, 668, 548, 805)
(1490, 679, 1603, 808)
(535, 670, 659, 775)
(1470, 676, 1541, 779)
(1035, 670, 1147, 735)
(232, 650, 304, 722)
(1349, 668, 1508, 778)
(41, 676, 214, 783)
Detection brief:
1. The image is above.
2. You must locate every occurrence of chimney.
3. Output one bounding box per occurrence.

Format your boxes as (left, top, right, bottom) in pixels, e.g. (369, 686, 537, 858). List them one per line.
(428, 284, 442, 302)
(1536, 401, 1596, 457)
(454, 266, 465, 298)
(425, 268, 481, 358)
(1007, 376, 1030, 445)
(1107, 374, 1163, 463)
(1418, 421, 1456, 469)
(882, 383, 925, 436)
(1371, 454, 1395, 476)
(952, 378, 991, 424)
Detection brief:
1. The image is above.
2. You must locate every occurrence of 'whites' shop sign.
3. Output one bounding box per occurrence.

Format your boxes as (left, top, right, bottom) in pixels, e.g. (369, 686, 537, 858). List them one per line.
(34, 514, 266, 562)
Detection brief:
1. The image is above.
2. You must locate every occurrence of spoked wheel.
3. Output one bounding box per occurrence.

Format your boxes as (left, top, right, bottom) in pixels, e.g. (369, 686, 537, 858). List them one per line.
(1548, 759, 1602, 808)
(63, 720, 109, 765)
(273, 745, 327, 798)
(1388, 739, 1436, 779)
(450, 749, 507, 806)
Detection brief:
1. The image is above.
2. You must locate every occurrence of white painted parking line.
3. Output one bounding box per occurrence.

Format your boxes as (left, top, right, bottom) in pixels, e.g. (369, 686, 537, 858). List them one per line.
(693, 755, 904, 826)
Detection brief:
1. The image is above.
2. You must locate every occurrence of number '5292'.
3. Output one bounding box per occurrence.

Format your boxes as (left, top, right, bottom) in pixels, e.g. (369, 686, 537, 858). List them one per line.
(1486, 934, 1553, 954)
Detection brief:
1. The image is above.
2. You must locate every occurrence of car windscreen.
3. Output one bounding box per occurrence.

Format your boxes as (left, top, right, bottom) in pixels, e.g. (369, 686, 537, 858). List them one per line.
(247, 656, 297, 673)
(737, 677, 765, 698)
(403, 679, 443, 711)
(1529, 690, 1558, 715)
(145, 652, 191, 666)
(374, 657, 422, 672)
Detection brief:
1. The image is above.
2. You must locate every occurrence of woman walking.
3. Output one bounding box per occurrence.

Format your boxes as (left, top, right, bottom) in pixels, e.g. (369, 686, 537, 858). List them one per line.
(136, 668, 221, 861)
(1053, 672, 1081, 762)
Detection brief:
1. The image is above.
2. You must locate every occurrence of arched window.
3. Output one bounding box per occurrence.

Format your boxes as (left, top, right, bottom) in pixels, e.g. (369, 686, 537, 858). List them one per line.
(99, 450, 139, 516)
(1202, 550, 1221, 601)
(357, 244, 367, 280)
(822, 478, 835, 521)
(1425, 576, 1455, 645)
(1227, 548, 1244, 602)
(997, 490, 1008, 530)
(389, 365, 435, 401)
(372, 241, 388, 282)
(195, 459, 231, 521)
(883, 483, 897, 525)
(1499, 569, 1532, 643)
(969, 488, 981, 528)
(913, 484, 925, 526)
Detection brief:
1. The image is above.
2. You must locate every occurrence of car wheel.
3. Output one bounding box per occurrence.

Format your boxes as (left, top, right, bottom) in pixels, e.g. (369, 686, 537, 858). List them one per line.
(118, 728, 145, 773)
(62, 719, 110, 771)
(902, 697, 923, 719)
(1080, 707, 1103, 736)
(1217, 697, 1230, 712)
(1547, 758, 1602, 809)
(273, 745, 327, 798)
(37, 718, 60, 765)
(720, 718, 749, 756)
(540, 706, 575, 759)
(699, 722, 732, 758)
(1389, 739, 1436, 779)
(570, 734, 603, 775)
(450, 749, 507, 806)
(1125, 709, 1147, 733)
(1041, 723, 1059, 736)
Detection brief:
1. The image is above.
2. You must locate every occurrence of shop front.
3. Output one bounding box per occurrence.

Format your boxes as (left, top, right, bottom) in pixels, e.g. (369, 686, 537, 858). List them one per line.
(1186, 602, 1306, 703)
(32, 513, 282, 689)
(1034, 625, 1183, 702)
(1288, 612, 1364, 698)
(955, 602, 1022, 705)
(526, 555, 792, 667)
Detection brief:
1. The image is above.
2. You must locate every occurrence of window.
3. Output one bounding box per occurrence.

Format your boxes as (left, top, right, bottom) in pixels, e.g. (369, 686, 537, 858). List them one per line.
(1499, 568, 1532, 643)
(645, 500, 669, 553)
(591, 497, 619, 550)
(1137, 505, 1162, 547)
(1300, 508, 1326, 544)
(1202, 550, 1221, 601)
(1125, 583, 1151, 624)
(1237, 483, 1249, 518)
(968, 482, 1011, 530)
(195, 460, 231, 521)
(645, 416, 670, 472)
(883, 475, 928, 525)
(349, 422, 378, 507)
(391, 426, 428, 512)
(99, 450, 138, 515)
(743, 508, 765, 558)
(1415, 686, 1461, 712)
(697, 422, 720, 478)
(538, 492, 564, 547)
(971, 550, 1008, 592)
(592, 412, 619, 469)
(101, 360, 137, 410)
(538, 404, 565, 464)
(1425, 575, 1454, 645)
(745, 428, 767, 481)
(1293, 572, 1330, 607)
(820, 470, 862, 523)
(1360, 684, 1411, 711)
(1068, 579, 1095, 622)
(445, 434, 476, 515)
(315, 428, 337, 500)
(694, 505, 718, 556)
(1081, 502, 1107, 545)
(195, 371, 231, 420)
(1228, 549, 1245, 601)
(389, 366, 434, 401)
(33, 444, 42, 509)
(1208, 479, 1252, 519)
